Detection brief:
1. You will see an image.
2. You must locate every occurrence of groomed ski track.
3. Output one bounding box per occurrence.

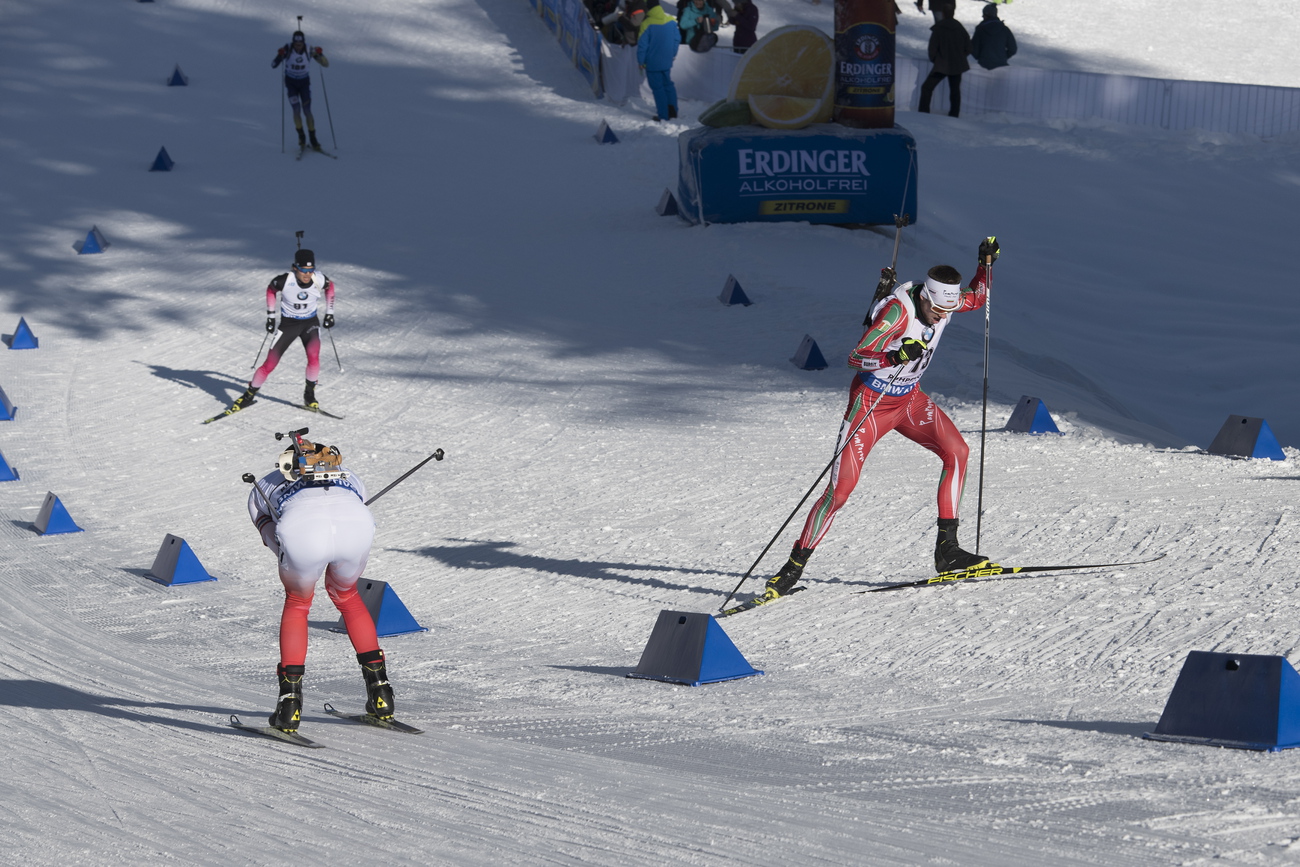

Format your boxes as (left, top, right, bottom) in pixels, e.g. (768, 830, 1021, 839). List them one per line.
(2, 0, 1300, 863)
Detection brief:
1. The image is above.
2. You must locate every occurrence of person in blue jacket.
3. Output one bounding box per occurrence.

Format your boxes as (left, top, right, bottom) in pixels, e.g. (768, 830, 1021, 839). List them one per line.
(635, 0, 680, 121)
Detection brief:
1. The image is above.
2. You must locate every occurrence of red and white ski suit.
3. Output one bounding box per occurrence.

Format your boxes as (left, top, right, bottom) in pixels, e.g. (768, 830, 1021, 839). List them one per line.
(796, 265, 989, 550)
(251, 272, 335, 389)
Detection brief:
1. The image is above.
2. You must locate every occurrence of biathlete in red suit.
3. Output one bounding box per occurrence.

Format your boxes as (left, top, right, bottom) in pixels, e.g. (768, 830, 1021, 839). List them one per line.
(763, 238, 1001, 601)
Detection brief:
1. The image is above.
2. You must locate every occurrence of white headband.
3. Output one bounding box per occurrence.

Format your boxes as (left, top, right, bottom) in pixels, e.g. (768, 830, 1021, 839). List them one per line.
(921, 275, 962, 312)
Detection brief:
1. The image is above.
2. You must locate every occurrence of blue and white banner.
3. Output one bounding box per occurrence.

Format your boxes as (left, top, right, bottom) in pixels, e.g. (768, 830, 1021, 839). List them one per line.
(676, 124, 917, 226)
(538, 0, 560, 35)
(559, 0, 583, 57)
(574, 10, 602, 91)
(532, 0, 602, 97)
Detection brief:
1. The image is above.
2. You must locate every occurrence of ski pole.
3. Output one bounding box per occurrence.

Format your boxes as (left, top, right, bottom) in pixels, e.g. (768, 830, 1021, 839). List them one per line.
(280, 74, 285, 153)
(718, 365, 907, 612)
(251, 328, 271, 369)
(974, 241, 995, 551)
(326, 326, 343, 372)
(365, 449, 445, 507)
(886, 147, 915, 274)
(319, 68, 337, 149)
(242, 472, 279, 519)
(868, 144, 915, 313)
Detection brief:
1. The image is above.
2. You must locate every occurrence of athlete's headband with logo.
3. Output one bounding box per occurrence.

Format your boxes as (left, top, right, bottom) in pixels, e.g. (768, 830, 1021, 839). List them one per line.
(920, 275, 962, 313)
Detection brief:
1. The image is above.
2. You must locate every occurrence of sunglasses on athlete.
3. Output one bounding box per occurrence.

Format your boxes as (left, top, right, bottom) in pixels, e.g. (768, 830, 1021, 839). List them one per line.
(295, 265, 316, 273)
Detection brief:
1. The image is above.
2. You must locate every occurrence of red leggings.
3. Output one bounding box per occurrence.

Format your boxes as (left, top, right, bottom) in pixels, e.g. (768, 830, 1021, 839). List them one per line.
(252, 318, 321, 389)
(279, 580, 380, 668)
(797, 382, 969, 550)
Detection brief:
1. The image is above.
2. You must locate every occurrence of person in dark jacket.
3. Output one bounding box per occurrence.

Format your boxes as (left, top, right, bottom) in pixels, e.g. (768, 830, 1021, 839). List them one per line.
(918, 3, 970, 117)
(729, 0, 758, 52)
(970, 3, 1017, 70)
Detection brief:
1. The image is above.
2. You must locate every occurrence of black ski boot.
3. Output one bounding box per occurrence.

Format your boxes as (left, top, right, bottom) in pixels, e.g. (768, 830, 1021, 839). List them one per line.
(304, 380, 317, 409)
(309, 129, 322, 151)
(231, 385, 259, 412)
(765, 545, 814, 597)
(934, 518, 989, 573)
(268, 664, 305, 732)
(296, 127, 307, 149)
(358, 649, 395, 721)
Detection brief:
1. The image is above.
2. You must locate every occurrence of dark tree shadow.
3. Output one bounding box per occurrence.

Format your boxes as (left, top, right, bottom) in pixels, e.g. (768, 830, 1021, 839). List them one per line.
(1003, 718, 1154, 737)
(0, 679, 234, 735)
(395, 539, 739, 594)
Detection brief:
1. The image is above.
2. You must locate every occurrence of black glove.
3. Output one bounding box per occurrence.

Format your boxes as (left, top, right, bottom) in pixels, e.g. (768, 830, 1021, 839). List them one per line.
(979, 236, 1000, 264)
(886, 338, 928, 366)
(322, 313, 334, 329)
(265, 315, 276, 333)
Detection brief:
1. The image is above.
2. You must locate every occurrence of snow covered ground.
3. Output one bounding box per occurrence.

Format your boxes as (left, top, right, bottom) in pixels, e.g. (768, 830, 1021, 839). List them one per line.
(2, 0, 1300, 863)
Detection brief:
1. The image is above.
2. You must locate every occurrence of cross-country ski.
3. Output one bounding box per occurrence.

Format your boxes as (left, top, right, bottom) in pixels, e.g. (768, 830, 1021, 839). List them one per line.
(323, 702, 424, 734)
(201, 399, 258, 424)
(862, 553, 1168, 593)
(228, 714, 325, 748)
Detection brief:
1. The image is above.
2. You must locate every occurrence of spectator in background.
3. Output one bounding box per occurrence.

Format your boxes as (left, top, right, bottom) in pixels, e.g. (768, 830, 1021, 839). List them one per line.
(970, 3, 1017, 70)
(729, 0, 758, 53)
(636, 0, 680, 121)
(679, 0, 721, 51)
(602, 0, 645, 44)
(918, 2, 970, 117)
(588, 0, 617, 24)
(915, 0, 943, 24)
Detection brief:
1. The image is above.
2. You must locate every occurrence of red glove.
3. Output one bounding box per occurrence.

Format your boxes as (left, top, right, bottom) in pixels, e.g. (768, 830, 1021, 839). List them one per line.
(313, 46, 323, 56)
(277, 47, 287, 58)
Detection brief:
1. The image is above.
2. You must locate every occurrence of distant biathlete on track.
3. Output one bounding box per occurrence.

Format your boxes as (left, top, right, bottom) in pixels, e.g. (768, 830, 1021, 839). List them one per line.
(273, 29, 329, 152)
(226, 247, 336, 416)
(757, 237, 1003, 607)
(248, 430, 399, 734)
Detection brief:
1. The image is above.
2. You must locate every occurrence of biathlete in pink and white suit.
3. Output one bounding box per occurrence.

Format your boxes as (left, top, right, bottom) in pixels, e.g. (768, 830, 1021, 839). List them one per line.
(228, 248, 335, 414)
(762, 238, 1001, 601)
(248, 434, 396, 733)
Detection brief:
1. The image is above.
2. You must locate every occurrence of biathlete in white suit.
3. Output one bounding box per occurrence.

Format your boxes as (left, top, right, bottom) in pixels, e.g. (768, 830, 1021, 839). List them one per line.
(229, 248, 335, 414)
(759, 238, 1002, 603)
(248, 431, 397, 733)
(271, 30, 329, 151)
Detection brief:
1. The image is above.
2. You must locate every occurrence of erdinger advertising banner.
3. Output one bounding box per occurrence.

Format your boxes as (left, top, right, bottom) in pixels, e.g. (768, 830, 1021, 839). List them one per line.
(538, 0, 560, 34)
(573, 8, 603, 95)
(676, 124, 916, 226)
